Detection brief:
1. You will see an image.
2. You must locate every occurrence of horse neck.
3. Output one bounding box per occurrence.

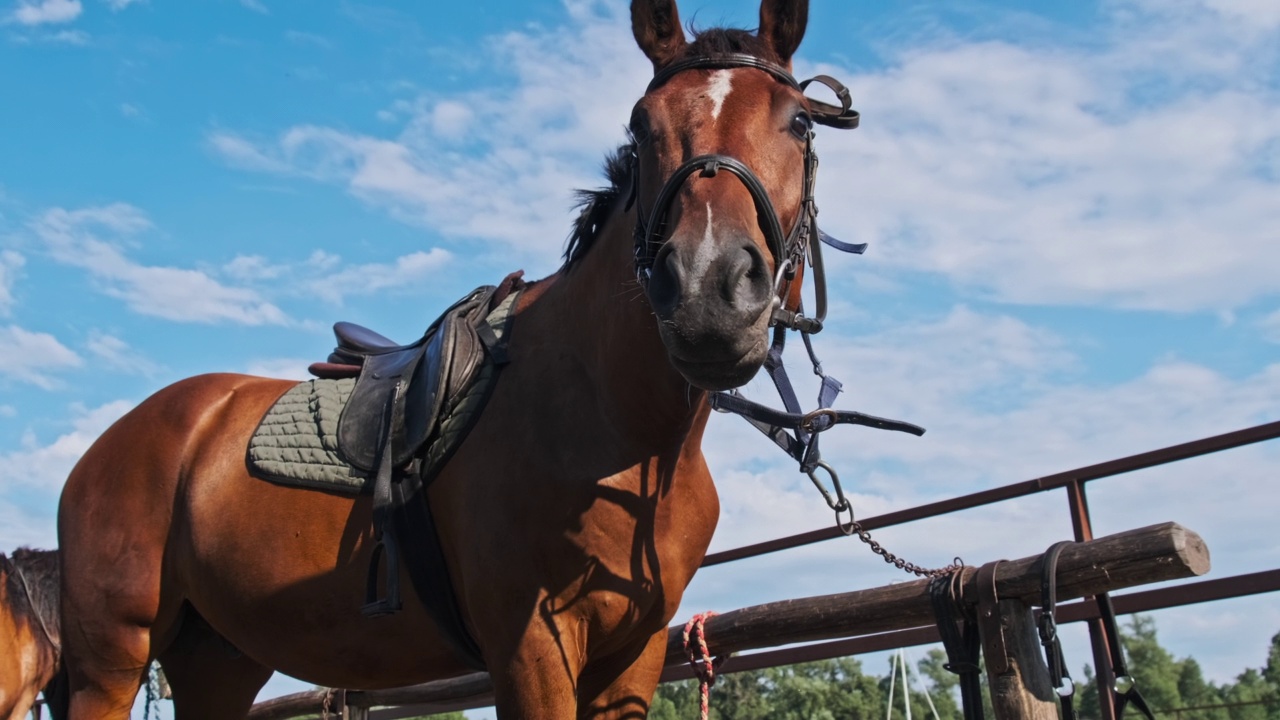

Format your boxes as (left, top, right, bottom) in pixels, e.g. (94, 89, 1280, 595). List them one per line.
(524, 209, 710, 455)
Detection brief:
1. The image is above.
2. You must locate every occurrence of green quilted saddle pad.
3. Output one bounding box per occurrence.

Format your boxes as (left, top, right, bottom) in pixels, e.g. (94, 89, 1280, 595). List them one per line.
(246, 378, 369, 494)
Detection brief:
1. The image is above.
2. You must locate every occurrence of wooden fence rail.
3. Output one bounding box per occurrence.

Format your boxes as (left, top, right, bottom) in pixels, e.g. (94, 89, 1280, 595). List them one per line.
(248, 521, 1208, 720)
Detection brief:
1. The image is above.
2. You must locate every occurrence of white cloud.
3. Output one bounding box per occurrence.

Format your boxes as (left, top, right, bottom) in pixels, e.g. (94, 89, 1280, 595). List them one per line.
(239, 0, 267, 15)
(102, 0, 143, 10)
(31, 203, 289, 325)
(119, 102, 141, 117)
(306, 248, 452, 304)
(10, 0, 81, 25)
(85, 330, 161, 376)
(0, 405, 15, 417)
(0, 250, 23, 316)
(806, 0, 1280, 313)
(0, 400, 134, 489)
(242, 357, 313, 380)
(47, 28, 86, 43)
(224, 254, 287, 281)
(208, 0, 1279, 313)
(0, 324, 83, 389)
(208, 0, 647, 261)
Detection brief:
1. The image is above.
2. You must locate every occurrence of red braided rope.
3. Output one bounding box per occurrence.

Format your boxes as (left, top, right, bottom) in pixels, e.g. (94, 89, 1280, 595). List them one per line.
(682, 611, 720, 720)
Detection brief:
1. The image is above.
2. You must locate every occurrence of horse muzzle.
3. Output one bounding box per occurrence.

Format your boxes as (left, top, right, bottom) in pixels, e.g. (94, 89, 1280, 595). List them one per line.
(647, 236, 772, 390)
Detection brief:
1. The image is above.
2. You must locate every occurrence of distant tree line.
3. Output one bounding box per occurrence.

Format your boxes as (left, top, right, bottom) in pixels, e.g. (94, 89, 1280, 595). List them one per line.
(645, 615, 1280, 720)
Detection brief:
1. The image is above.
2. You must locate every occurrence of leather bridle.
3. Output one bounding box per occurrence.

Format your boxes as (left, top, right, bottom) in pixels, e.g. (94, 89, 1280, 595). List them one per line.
(629, 53, 864, 334)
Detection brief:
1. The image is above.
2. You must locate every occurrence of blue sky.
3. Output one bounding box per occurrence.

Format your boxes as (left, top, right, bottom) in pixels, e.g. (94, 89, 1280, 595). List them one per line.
(2, 0, 1279, 715)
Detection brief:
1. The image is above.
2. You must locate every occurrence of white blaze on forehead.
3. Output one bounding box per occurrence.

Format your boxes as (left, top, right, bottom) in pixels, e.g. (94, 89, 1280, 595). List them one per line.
(685, 202, 717, 292)
(706, 70, 734, 120)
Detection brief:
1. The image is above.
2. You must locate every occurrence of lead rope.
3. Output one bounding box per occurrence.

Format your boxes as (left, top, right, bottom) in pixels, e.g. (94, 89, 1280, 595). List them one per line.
(682, 611, 723, 720)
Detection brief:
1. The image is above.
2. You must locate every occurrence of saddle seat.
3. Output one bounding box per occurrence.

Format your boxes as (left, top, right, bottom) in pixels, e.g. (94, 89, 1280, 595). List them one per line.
(331, 321, 401, 355)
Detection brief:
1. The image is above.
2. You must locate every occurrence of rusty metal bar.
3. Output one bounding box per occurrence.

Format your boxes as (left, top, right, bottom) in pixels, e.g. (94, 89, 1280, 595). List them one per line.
(703, 420, 1280, 567)
(1067, 480, 1116, 720)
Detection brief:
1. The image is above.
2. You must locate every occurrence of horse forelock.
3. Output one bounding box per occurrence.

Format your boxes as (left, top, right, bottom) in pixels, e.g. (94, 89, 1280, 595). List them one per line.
(682, 26, 780, 65)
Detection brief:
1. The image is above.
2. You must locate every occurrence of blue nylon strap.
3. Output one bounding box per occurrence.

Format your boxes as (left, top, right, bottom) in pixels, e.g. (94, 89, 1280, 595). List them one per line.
(819, 229, 867, 255)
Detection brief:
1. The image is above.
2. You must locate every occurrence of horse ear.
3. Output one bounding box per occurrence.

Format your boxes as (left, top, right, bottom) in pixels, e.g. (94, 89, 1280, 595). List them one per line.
(632, 0, 686, 70)
(758, 0, 808, 67)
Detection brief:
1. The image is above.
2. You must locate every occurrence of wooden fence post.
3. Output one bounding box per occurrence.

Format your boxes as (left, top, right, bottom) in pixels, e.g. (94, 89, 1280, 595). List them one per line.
(979, 596, 1057, 720)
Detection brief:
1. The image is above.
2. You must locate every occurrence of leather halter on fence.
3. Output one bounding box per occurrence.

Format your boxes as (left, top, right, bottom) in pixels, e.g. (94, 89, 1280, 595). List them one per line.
(629, 53, 864, 335)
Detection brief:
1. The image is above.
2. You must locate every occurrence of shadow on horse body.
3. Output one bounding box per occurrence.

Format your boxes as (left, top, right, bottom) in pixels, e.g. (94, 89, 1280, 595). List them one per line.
(59, 1, 833, 717)
(1, 548, 66, 720)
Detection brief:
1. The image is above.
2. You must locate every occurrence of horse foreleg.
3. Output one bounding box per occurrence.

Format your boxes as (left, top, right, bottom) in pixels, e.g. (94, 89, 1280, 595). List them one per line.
(575, 629, 668, 720)
(62, 623, 151, 720)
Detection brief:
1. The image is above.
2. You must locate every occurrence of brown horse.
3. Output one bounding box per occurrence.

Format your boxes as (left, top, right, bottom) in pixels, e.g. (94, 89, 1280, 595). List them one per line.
(59, 1, 841, 717)
(1, 548, 66, 720)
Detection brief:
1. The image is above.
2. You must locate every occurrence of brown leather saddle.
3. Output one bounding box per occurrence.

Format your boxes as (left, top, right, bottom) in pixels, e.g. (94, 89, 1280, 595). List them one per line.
(308, 272, 523, 669)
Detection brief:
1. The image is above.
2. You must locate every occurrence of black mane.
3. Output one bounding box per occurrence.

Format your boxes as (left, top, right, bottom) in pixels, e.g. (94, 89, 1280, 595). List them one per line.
(2, 547, 60, 646)
(560, 27, 775, 271)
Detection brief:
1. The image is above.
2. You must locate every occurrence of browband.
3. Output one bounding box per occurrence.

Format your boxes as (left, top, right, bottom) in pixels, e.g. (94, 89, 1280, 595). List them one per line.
(647, 53, 860, 130)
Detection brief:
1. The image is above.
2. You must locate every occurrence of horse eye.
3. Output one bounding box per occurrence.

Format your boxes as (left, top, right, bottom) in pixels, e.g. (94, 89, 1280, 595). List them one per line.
(629, 112, 652, 145)
(789, 111, 813, 138)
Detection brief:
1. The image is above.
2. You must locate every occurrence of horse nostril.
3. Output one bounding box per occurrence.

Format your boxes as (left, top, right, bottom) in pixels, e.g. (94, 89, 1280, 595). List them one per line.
(648, 244, 682, 315)
(722, 241, 770, 307)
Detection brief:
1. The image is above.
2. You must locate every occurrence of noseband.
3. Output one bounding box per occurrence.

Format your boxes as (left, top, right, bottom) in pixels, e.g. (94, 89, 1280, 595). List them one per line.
(630, 53, 864, 334)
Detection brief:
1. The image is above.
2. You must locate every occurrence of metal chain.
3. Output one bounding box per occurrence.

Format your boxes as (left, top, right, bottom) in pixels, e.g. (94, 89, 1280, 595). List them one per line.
(322, 688, 333, 720)
(808, 461, 963, 578)
(840, 515, 965, 578)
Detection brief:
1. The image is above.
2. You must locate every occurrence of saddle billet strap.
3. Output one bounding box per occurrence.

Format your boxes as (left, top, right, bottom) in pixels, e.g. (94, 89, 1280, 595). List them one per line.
(1039, 541, 1077, 720)
(362, 391, 403, 617)
(930, 568, 985, 720)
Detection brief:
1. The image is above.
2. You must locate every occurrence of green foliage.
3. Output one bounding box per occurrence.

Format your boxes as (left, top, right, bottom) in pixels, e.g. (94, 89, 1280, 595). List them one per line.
(1075, 616, 1279, 720)
(654, 617, 1279, 720)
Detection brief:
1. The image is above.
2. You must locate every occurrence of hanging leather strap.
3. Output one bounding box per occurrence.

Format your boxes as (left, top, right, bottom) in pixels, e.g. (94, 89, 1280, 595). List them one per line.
(1098, 593, 1156, 720)
(931, 568, 985, 720)
(1039, 541, 1077, 720)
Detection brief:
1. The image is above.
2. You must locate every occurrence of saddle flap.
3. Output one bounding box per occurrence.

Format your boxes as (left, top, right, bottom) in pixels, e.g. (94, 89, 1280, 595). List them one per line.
(334, 286, 499, 473)
(337, 338, 431, 471)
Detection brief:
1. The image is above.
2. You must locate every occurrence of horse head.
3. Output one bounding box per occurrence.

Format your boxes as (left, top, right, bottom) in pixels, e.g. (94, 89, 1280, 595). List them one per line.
(630, 0, 817, 391)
